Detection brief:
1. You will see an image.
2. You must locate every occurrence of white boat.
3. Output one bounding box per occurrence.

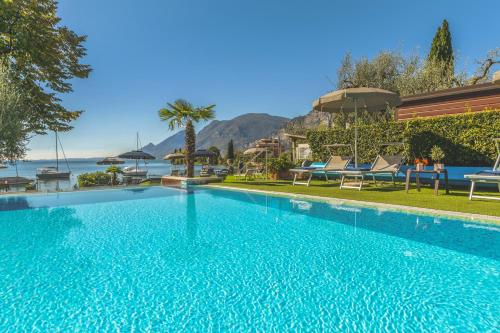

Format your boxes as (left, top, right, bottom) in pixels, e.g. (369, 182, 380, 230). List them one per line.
(122, 166, 148, 177)
(36, 167, 71, 180)
(118, 133, 154, 178)
(36, 131, 71, 180)
(0, 163, 7, 169)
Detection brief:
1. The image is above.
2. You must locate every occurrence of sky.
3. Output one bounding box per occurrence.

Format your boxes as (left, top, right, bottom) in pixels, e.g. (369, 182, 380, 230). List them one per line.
(27, 0, 500, 159)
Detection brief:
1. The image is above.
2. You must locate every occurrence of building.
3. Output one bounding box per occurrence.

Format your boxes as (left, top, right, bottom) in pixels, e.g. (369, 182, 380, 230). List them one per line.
(396, 82, 500, 121)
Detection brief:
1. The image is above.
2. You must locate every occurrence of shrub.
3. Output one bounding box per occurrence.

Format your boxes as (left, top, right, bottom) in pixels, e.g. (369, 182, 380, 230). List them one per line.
(268, 153, 295, 179)
(430, 145, 445, 163)
(78, 172, 112, 187)
(106, 166, 123, 185)
(307, 110, 500, 166)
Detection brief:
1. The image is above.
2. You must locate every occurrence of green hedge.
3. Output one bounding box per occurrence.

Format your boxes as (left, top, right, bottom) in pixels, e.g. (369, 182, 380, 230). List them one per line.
(306, 110, 500, 166)
(77, 172, 112, 187)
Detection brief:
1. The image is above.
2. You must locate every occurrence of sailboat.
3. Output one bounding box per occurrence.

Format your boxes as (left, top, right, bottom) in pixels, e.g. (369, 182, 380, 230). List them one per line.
(119, 133, 155, 178)
(36, 131, 71, 180)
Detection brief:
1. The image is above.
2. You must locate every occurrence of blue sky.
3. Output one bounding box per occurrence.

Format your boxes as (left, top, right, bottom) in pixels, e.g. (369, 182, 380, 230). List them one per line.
(28, 0, 500, 159)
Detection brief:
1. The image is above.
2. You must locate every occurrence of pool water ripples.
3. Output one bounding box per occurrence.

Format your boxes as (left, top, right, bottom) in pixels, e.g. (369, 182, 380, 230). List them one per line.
(0, 187, 498, 331)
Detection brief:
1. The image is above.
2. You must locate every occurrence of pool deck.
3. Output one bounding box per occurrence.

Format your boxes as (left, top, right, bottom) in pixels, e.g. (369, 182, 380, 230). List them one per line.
(161, 176, 222, 188)
(205, 184, 500, 225)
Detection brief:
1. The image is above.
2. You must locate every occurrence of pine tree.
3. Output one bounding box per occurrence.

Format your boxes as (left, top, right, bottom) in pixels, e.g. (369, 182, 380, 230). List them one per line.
(227, 139, 234, 161)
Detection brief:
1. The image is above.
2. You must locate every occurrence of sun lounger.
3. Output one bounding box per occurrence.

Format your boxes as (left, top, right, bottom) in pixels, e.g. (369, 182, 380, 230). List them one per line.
(465, 147, 500, 200)
(338, 154, 404, 190)
(290, 156, 351, 186)
(243, 167, 264, 180)
(199, 165, 215, 177)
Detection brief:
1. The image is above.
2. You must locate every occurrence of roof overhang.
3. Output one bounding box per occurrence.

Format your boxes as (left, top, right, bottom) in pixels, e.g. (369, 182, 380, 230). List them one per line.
(400, 83, 500, 106)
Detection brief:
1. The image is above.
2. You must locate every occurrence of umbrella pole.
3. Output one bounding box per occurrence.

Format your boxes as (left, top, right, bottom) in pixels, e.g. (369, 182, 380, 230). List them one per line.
(354, 98, 358, 168)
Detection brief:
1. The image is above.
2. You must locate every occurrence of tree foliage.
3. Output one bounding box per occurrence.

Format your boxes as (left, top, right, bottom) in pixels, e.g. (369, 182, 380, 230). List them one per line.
(0, 63, 29, 162)
(428, 19, 454, 79)
(0, 0, 91, 133)
(208, 146, 221, 164)
(335, 18, 499, 99)
(307, 109, 500, 166)
(158, 99, 216, 177)
(336, 51, 465, 96)
(106, 166, 123, 185)
(227, 139, 235, 160)
(469, 48, 500, 85)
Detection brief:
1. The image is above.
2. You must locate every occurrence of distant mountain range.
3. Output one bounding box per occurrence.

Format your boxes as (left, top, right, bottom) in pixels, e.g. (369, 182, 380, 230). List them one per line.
(143, 113, 289, 158)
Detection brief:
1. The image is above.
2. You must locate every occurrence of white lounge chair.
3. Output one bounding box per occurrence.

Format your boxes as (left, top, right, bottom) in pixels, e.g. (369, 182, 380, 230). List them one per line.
(338, 154, 404, 190)
(290, 155, 351, 186)
(465, 139, 500, 201)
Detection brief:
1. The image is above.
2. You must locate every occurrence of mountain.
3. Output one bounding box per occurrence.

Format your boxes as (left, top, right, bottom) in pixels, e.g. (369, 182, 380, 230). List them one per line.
(282, 111, 330, 134)
(142, 130, 185, 158)
(143, 113, 289, 158)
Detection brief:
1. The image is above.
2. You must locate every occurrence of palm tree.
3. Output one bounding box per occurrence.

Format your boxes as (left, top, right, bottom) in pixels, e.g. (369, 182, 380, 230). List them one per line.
(159, 99, 215, 177)
(106, 165, 123, 185)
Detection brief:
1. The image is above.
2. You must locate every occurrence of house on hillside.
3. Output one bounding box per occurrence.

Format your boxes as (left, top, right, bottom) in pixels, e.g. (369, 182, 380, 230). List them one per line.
(396, 82, 500, 120)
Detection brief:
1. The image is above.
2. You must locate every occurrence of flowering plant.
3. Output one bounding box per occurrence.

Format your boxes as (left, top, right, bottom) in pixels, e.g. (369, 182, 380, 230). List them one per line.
(414, 158, 429, 166)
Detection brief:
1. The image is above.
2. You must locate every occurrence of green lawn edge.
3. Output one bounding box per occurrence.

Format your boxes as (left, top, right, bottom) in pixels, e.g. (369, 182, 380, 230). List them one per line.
(217, 177, 500, 218)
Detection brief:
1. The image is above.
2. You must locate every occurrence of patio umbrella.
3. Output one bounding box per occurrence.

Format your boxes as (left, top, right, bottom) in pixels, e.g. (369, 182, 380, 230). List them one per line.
(243, 147, 267, 155)
(192, 149, 216, 158)
(312, 87, 401, 167)
(163, 152, 185, 174)
(118, 150, 155, 172)
(493, 71, 500, 85)
(243, 147, 269, 178)
(118, 150, 155, 160)
(97, 156, 125, 165)
(163, 153, 185, 160)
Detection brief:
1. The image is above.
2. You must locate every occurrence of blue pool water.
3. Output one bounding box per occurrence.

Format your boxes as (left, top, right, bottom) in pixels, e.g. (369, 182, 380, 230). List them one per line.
(0, 187, 498, 331)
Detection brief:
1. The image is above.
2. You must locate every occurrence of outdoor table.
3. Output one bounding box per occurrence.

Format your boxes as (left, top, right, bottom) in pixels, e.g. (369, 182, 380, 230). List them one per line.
(405, 168, 449, 195)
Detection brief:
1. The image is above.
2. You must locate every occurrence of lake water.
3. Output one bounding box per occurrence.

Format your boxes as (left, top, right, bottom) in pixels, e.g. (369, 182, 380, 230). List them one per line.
(0, 159, 178, 192)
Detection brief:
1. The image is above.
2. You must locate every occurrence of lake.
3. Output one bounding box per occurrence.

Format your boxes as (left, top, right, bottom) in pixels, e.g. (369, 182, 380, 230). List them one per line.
(0, 159, 177, 192)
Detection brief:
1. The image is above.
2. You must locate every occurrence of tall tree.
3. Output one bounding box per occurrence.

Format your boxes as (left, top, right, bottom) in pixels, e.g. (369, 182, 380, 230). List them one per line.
(159, 99, 215, 177)
(0, 63, 29, 162)
(227, 139, 235, 161)
(208, 146, 221, 165)
(428, 19, 454, 81)
(469, 48, 500, 84)
(0, 0, 91, 133)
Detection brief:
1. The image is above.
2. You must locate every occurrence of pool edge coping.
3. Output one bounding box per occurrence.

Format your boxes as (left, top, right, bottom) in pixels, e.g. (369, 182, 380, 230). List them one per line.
(204, 184, 500, 225)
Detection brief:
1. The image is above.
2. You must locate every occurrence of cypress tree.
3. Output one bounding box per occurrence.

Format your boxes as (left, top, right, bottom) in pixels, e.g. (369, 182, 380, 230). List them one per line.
(428, 19, 454, 77)
(227, 139, 234, 160)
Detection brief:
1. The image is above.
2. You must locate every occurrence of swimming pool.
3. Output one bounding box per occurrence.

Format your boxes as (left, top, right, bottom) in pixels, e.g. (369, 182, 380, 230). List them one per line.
(0, 187, 498, 331)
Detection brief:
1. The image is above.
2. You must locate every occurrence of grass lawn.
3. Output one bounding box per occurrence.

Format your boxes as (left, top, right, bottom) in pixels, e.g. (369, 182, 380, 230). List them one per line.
(217, 176, 500, 217)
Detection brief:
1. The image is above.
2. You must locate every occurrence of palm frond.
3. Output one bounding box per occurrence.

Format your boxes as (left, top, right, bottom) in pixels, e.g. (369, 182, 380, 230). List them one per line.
(158, 99, 216, 129)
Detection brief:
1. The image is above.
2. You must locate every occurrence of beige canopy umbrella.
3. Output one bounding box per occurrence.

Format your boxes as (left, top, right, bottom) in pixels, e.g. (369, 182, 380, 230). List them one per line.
(243, 147, 269, 178)
(163, 152, 185, 160)
(493, 71, 500, 85)
(312, 87, 402, 167)
(243, 147, 267, 155)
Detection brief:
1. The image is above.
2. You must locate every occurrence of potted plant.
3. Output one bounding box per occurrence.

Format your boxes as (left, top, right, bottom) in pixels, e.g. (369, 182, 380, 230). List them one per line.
(430, 145, 445, 170)
(268, 154, 294, 180)
(414, 157, 429, 171)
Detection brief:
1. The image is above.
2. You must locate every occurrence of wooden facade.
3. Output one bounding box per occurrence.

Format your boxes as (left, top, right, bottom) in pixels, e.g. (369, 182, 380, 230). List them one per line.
(396, 83, 500, 121)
